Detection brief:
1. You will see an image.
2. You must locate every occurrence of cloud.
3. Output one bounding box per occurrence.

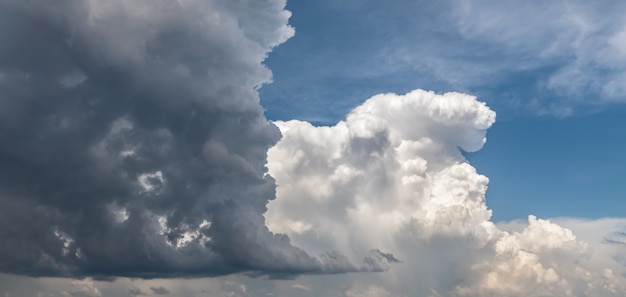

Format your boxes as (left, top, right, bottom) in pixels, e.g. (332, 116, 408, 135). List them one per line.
(62, 279, 102, 297)
(290, 284, 310, 291)
(220, 282, 249, 297)
(448, 1, 626, 99)
(345, 285, 392, 297)
(265, 89, 626, 296)
(127, 288, 145, 296)
(0, 0, 363, 279)
(149, 286, 169, 295)
(389, 0, 626, 114)
(606, 232, 626, 245)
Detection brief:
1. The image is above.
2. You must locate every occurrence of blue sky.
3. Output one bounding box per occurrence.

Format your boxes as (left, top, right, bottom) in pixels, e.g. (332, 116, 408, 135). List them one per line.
(261, 0, 626, 221)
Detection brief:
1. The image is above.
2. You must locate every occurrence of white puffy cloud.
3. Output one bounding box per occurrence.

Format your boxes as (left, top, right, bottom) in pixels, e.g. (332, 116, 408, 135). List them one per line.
(266, 90, 495, 259)
(265, 89, 626, 296)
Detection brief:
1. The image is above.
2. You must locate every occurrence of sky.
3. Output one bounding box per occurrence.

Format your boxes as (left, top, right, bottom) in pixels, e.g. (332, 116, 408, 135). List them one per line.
(0, 0, 625, 297)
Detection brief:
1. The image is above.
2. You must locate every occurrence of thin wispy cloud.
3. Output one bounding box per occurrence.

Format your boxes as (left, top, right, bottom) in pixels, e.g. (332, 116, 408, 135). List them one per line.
(262, 0, 626, 119)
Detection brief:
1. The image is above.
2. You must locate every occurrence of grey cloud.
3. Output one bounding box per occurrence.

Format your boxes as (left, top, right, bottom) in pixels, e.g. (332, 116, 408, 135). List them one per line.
(0, 0, 357, 279)
(604, 232, 626, 245)
(64, 279, 102, 297)
(127, 288, 145, 296)
(149, 286, 169, 295)
(220, 282, 249, 297)
(362, 249, 400, 272)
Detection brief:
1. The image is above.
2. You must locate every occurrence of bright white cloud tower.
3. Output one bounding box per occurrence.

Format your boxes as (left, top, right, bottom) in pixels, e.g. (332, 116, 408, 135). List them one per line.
(266, 89, 626, 296)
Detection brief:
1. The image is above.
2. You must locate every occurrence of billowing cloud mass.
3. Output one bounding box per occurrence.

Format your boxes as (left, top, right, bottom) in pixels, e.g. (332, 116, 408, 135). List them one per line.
(266, 89, 626, 296)
(0, 0, 369, 278)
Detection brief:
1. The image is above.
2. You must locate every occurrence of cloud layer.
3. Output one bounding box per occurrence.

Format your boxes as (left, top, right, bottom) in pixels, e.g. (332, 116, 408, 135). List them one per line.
(266, 89, 626, 296)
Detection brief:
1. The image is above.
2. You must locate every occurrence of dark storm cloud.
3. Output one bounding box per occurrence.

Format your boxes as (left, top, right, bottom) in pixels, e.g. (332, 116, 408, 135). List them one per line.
(0, 0, 357, 278)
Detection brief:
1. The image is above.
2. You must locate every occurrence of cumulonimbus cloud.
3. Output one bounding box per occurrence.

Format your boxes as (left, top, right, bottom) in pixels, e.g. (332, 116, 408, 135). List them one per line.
(265, 89, 626, 296)
(0, 0, 368, 279)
